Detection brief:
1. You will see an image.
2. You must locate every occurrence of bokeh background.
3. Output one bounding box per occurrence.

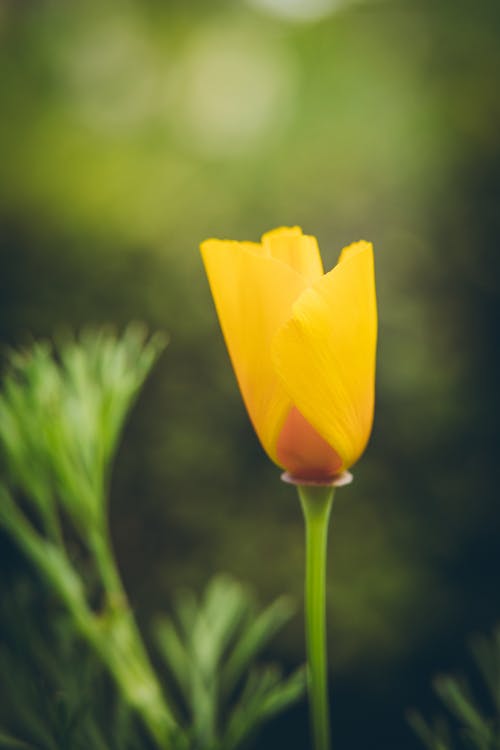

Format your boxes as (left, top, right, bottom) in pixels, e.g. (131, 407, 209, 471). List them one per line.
(1, 0, 499, 747)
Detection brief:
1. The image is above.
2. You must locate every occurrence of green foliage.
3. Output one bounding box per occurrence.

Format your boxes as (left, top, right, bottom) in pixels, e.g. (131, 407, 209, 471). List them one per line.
(0, 569, 304, 750)
(409, 627, 500, 750)
(0, 328, 304, 749)
(0, 573, 146, 750)
(155, 575, 305, 750)
(0, 324, 166, 535)
(0, 326, 176, 746)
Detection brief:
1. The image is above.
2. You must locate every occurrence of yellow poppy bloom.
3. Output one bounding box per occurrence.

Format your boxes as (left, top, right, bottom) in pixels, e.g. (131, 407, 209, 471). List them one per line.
(200, 227, 377, 481)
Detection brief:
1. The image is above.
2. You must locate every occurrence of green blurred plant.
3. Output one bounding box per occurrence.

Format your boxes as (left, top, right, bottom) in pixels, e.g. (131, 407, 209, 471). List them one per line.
(0, 325, 177, 747)
(409, 627, 500, 750)
(0, 327, 305, 749)
(156, 575, 305, 750)
(0, 569, 147, 750)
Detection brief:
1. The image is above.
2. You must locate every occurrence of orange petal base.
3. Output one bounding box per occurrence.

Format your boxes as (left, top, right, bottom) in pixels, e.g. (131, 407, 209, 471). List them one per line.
(276, 406, 343, 482)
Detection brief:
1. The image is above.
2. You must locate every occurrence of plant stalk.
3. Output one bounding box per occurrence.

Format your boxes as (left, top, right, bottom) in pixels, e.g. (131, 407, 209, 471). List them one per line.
(298, 485, 334, 750)
(88, 527, 178, 747)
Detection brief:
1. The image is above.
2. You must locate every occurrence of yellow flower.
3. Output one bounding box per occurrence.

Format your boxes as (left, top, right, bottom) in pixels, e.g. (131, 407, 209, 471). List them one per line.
(200, 226, 377, 481)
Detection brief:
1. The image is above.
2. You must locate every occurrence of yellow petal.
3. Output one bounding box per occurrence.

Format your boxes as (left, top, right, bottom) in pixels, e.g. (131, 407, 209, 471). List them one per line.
(272, 241, 377, 470)
(338, 239, 370, 264)
(261, 226, 324, 284)
(200, 239, 310, 463)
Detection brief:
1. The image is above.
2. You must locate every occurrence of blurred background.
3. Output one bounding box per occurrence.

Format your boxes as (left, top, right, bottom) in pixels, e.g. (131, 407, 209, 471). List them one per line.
(1, 0, 499, 747)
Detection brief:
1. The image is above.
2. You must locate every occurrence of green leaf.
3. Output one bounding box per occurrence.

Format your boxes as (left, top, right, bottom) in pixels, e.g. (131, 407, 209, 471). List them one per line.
(408, 711, 454, 750)
(222, 594, 295, 697)
(155, 617, 191, 702)
(411, 625, 500, 750)
(0, 325, 167, 539)
(155, 575, 305, 750)
(435, 677, 493, 747)
(0, 734, 39, 750)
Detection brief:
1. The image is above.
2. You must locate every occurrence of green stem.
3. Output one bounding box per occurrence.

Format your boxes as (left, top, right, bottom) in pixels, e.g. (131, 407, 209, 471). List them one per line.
(88, 527, 178, 747)
(298, 485, 334, 750)
(89, 527, 128, 607)
(0, 493, 178, 746)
